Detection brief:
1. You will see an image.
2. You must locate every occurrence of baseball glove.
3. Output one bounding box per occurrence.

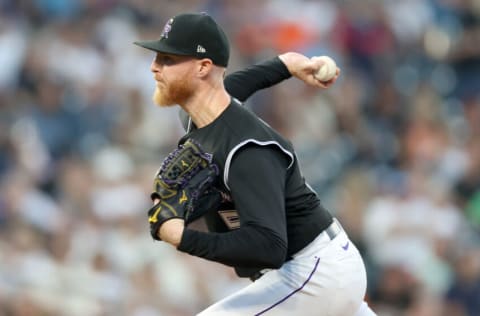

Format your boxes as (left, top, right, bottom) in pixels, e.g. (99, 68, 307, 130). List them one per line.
(147, 139, 220, 240)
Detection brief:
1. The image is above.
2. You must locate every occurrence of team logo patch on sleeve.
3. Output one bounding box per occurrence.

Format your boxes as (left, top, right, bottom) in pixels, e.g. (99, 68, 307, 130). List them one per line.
(218, 210, 240, 230)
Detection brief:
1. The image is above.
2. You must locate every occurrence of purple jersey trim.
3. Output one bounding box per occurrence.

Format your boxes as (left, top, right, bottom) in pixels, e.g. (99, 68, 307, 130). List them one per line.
(254, 257, 321, 315)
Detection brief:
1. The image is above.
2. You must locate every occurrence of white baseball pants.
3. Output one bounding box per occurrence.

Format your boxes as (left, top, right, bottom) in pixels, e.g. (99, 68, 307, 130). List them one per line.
(197, 220, 376, 315)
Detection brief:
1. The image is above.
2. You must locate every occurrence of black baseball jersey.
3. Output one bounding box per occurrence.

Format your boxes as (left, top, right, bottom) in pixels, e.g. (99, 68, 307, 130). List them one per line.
(172, 56, 333, 278)
(177, 98, 333, 278)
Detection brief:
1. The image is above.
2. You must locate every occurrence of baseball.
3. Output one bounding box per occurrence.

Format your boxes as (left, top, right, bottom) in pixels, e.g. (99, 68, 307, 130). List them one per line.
(312, 56, 337, 82)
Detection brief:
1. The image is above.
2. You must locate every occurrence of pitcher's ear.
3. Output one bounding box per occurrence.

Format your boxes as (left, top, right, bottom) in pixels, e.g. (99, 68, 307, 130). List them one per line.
(197, 58, 213, 77)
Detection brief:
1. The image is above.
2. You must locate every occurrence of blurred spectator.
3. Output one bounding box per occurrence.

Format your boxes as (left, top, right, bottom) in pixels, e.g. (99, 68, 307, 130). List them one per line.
(445, 248, 480, 316)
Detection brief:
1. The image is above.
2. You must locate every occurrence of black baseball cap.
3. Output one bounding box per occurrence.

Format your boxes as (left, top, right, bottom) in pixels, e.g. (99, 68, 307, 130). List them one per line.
(134, 13, 230, 67)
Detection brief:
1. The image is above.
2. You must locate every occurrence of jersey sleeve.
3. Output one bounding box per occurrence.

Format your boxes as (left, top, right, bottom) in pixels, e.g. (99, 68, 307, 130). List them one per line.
(177, 145, 289, 269)
(224, 56, 292, 102)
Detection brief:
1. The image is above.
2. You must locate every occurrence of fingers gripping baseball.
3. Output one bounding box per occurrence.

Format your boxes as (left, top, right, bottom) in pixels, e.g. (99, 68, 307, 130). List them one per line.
(312, 56, 337, 82)
(148, 139, 219, 240)
(309, 55, 340, 88)
(278, 52, 340, 88)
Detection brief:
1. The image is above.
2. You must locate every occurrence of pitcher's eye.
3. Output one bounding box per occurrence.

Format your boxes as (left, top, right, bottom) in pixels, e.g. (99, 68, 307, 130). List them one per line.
(155, 55, 175, 65)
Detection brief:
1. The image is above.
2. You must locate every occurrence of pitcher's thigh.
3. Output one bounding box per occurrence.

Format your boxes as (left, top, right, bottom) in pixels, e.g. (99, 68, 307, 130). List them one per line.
(198, 257, 366, 315)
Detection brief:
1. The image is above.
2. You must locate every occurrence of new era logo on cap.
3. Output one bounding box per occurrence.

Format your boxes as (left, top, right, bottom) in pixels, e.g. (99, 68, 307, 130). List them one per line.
(197, 45, 206, 53)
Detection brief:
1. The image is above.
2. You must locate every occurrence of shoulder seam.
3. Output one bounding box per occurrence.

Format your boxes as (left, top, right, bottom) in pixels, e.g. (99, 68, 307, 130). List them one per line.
(223, 140, 294, 190)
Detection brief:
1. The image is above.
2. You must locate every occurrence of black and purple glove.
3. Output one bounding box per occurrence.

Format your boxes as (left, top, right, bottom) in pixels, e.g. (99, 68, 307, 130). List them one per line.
(147, 139, 220, 240)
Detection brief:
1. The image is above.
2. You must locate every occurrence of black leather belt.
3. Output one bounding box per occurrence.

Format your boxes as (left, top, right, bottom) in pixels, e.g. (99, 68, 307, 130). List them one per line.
(250, 219, 342, 282)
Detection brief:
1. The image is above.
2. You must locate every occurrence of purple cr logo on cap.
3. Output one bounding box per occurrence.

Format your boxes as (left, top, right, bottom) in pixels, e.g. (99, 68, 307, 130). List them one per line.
(161, 18, 173, 39)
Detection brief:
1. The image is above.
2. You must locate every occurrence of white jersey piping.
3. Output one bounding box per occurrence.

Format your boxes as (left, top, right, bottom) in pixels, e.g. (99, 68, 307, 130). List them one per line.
(224, 139, 294, 190)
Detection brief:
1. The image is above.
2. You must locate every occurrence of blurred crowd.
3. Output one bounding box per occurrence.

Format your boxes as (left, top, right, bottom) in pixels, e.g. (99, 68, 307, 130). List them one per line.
(0, 0, 479, 315)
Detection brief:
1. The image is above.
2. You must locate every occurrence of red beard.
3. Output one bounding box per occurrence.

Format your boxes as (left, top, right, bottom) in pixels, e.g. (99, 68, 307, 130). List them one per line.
(153, 75, 194, 107)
